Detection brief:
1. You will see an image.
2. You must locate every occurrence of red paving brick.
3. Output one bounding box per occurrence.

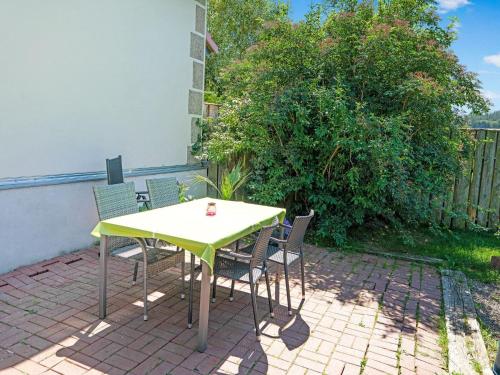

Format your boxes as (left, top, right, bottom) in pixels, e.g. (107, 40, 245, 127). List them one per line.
(0, 245, 446, 374)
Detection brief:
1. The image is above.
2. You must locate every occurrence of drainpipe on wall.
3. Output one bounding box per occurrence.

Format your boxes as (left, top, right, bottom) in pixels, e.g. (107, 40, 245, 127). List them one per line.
(494, 340, 500, 375)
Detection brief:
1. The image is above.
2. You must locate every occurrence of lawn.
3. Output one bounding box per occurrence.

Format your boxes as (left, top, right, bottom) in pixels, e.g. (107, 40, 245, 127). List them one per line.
(340, 227, 500, 284)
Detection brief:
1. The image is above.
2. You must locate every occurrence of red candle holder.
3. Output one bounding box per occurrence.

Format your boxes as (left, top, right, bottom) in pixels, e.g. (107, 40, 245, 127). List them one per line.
(206, 202, 216, 216)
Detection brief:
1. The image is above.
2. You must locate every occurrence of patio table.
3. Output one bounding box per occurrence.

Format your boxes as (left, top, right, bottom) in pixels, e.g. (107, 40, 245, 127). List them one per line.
(91, 197, 285, 351)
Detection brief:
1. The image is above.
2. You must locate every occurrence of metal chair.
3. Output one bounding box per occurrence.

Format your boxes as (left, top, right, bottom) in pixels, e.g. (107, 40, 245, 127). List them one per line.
(105, 155, 124, 185)
(142, 177, 186, 297)
(268, 210, 314, 315)
(93, 182, 185, 320)
(146, 177, 179, 209)
(106, 155, 149, 205)
(209, 221, 278, 341)
(238, 210, 314, 316)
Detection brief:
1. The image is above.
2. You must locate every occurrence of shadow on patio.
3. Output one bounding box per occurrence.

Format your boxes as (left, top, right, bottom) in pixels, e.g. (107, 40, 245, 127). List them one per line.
(0, 245, 445, 374)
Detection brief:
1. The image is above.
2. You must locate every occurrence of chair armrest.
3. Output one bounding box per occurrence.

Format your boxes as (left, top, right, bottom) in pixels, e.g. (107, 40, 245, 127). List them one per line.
(217, 249, 252, 261)
(279, 223, 292, 230)
(228, 251, 252, 260)
(269, 236, 287, 244)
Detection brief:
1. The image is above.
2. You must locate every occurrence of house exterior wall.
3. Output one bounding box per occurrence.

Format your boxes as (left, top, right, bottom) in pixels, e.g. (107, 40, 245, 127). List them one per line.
(0, 0, 207, 273)
(0, 0, 206, 176)
(0, 170, 206, 273)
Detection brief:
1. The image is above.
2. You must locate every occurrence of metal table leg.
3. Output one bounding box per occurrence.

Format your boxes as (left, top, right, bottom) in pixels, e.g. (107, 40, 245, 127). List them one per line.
(493, 339, 500, 375)
(197, 261, 211, 352)
(137, 238, 149, 321)
(99, 235, 108, 319)
(188, 253, 195, 329)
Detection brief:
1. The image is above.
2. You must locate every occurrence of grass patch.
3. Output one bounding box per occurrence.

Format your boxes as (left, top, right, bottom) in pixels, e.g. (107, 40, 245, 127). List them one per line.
(471, 358, 482, 375)
(341, 227, 500, 284)
(438, 302, 449, 371)
(360, 357, 367, 373)
(477, 316, 498, 366)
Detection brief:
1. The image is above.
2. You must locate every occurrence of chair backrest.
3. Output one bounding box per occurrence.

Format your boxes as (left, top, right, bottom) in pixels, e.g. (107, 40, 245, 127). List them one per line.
(106, 155, 124, 185)
(93, 182, 138, 250)
(285, 210, 314, 252)
(250, 219, 279, 268)
(146, 177, 179, 209)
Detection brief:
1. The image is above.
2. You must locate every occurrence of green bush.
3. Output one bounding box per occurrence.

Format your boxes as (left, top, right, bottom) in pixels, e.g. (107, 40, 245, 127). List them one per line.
(199, 0, 489, 244)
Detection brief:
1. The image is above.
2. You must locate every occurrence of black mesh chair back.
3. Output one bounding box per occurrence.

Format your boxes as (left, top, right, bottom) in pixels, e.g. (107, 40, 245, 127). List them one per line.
(250, 219, 279, 268)
(285, 210, 314, 252)
(106, 155, 124, 185)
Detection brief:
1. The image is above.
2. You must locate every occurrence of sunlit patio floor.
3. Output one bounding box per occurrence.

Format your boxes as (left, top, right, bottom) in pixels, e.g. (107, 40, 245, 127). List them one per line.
(0, 244, 445, 375)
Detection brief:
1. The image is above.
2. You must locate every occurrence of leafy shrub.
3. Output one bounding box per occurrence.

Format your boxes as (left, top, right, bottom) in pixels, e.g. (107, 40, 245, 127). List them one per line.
(206, 0, 288, 94)
(199, 0, 489, 244)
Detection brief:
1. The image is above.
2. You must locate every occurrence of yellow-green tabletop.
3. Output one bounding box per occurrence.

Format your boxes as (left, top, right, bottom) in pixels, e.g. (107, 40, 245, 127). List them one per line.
(91, 197, 286, 270)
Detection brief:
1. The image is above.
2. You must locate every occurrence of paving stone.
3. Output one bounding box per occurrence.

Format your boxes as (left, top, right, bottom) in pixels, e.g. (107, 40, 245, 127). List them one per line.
(14, 359, 48, 375)
(52, 359, 88, 375)
(0, 245, 446, 375)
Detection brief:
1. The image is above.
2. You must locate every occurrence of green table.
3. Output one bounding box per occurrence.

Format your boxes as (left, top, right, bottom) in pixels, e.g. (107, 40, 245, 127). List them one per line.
(92, 197, 285, 351)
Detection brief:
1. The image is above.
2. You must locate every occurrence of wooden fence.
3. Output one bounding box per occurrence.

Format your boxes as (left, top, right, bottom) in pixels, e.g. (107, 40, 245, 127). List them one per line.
(204, 102, 222, 198)
(204, 102, 220, 119)
(439, 128, 499, 230)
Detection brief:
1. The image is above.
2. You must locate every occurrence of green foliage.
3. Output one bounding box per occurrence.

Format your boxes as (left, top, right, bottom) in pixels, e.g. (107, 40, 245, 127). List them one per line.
(178, 182, 191, 203)
(203, 91, 222, 104)
(206, 0, 288, 93)
(477, 317, 498, 365)
(438, 301, 449, 370)
(194, 163, 249, 200)
(201, 0, 489, 244)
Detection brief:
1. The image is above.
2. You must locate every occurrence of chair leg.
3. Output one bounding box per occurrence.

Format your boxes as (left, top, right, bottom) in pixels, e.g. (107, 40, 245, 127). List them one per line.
(274, 267, 281, 305)
(132, 262, 139, 285)
(264, 266, 274, 318)
(211, 275, 217, 303)
(180, 249, 185, 300)
(249, 279, 261, 341)
(300, 254, 306, 299)
(229, 280, 235, 302)
(283, 263, 292, 316)
(229, 241, 239, 302)
(188, 253, 195, 328)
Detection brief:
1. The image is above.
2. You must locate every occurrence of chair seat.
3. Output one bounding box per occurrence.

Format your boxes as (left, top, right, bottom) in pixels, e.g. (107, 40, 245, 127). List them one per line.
(266, 245, 300, 265)
(214, 254, 263, 283)
(239, 243, 301, 265)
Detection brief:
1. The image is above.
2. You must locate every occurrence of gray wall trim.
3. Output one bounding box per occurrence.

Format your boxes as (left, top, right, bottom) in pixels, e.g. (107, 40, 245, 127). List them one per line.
(190, 32, 205, 61)
(0, 164, 207, 191)
(195, 5, 206, 35)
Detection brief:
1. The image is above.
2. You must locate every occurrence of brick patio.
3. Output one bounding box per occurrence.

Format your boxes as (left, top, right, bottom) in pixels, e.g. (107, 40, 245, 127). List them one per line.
(0, 245, 445, 375)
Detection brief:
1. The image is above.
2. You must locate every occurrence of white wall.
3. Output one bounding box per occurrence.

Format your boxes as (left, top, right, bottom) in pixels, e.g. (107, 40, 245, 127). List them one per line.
(0, 0, 208, 273)
(0, 171, 207, 273)
(0, 0, 194, 178)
